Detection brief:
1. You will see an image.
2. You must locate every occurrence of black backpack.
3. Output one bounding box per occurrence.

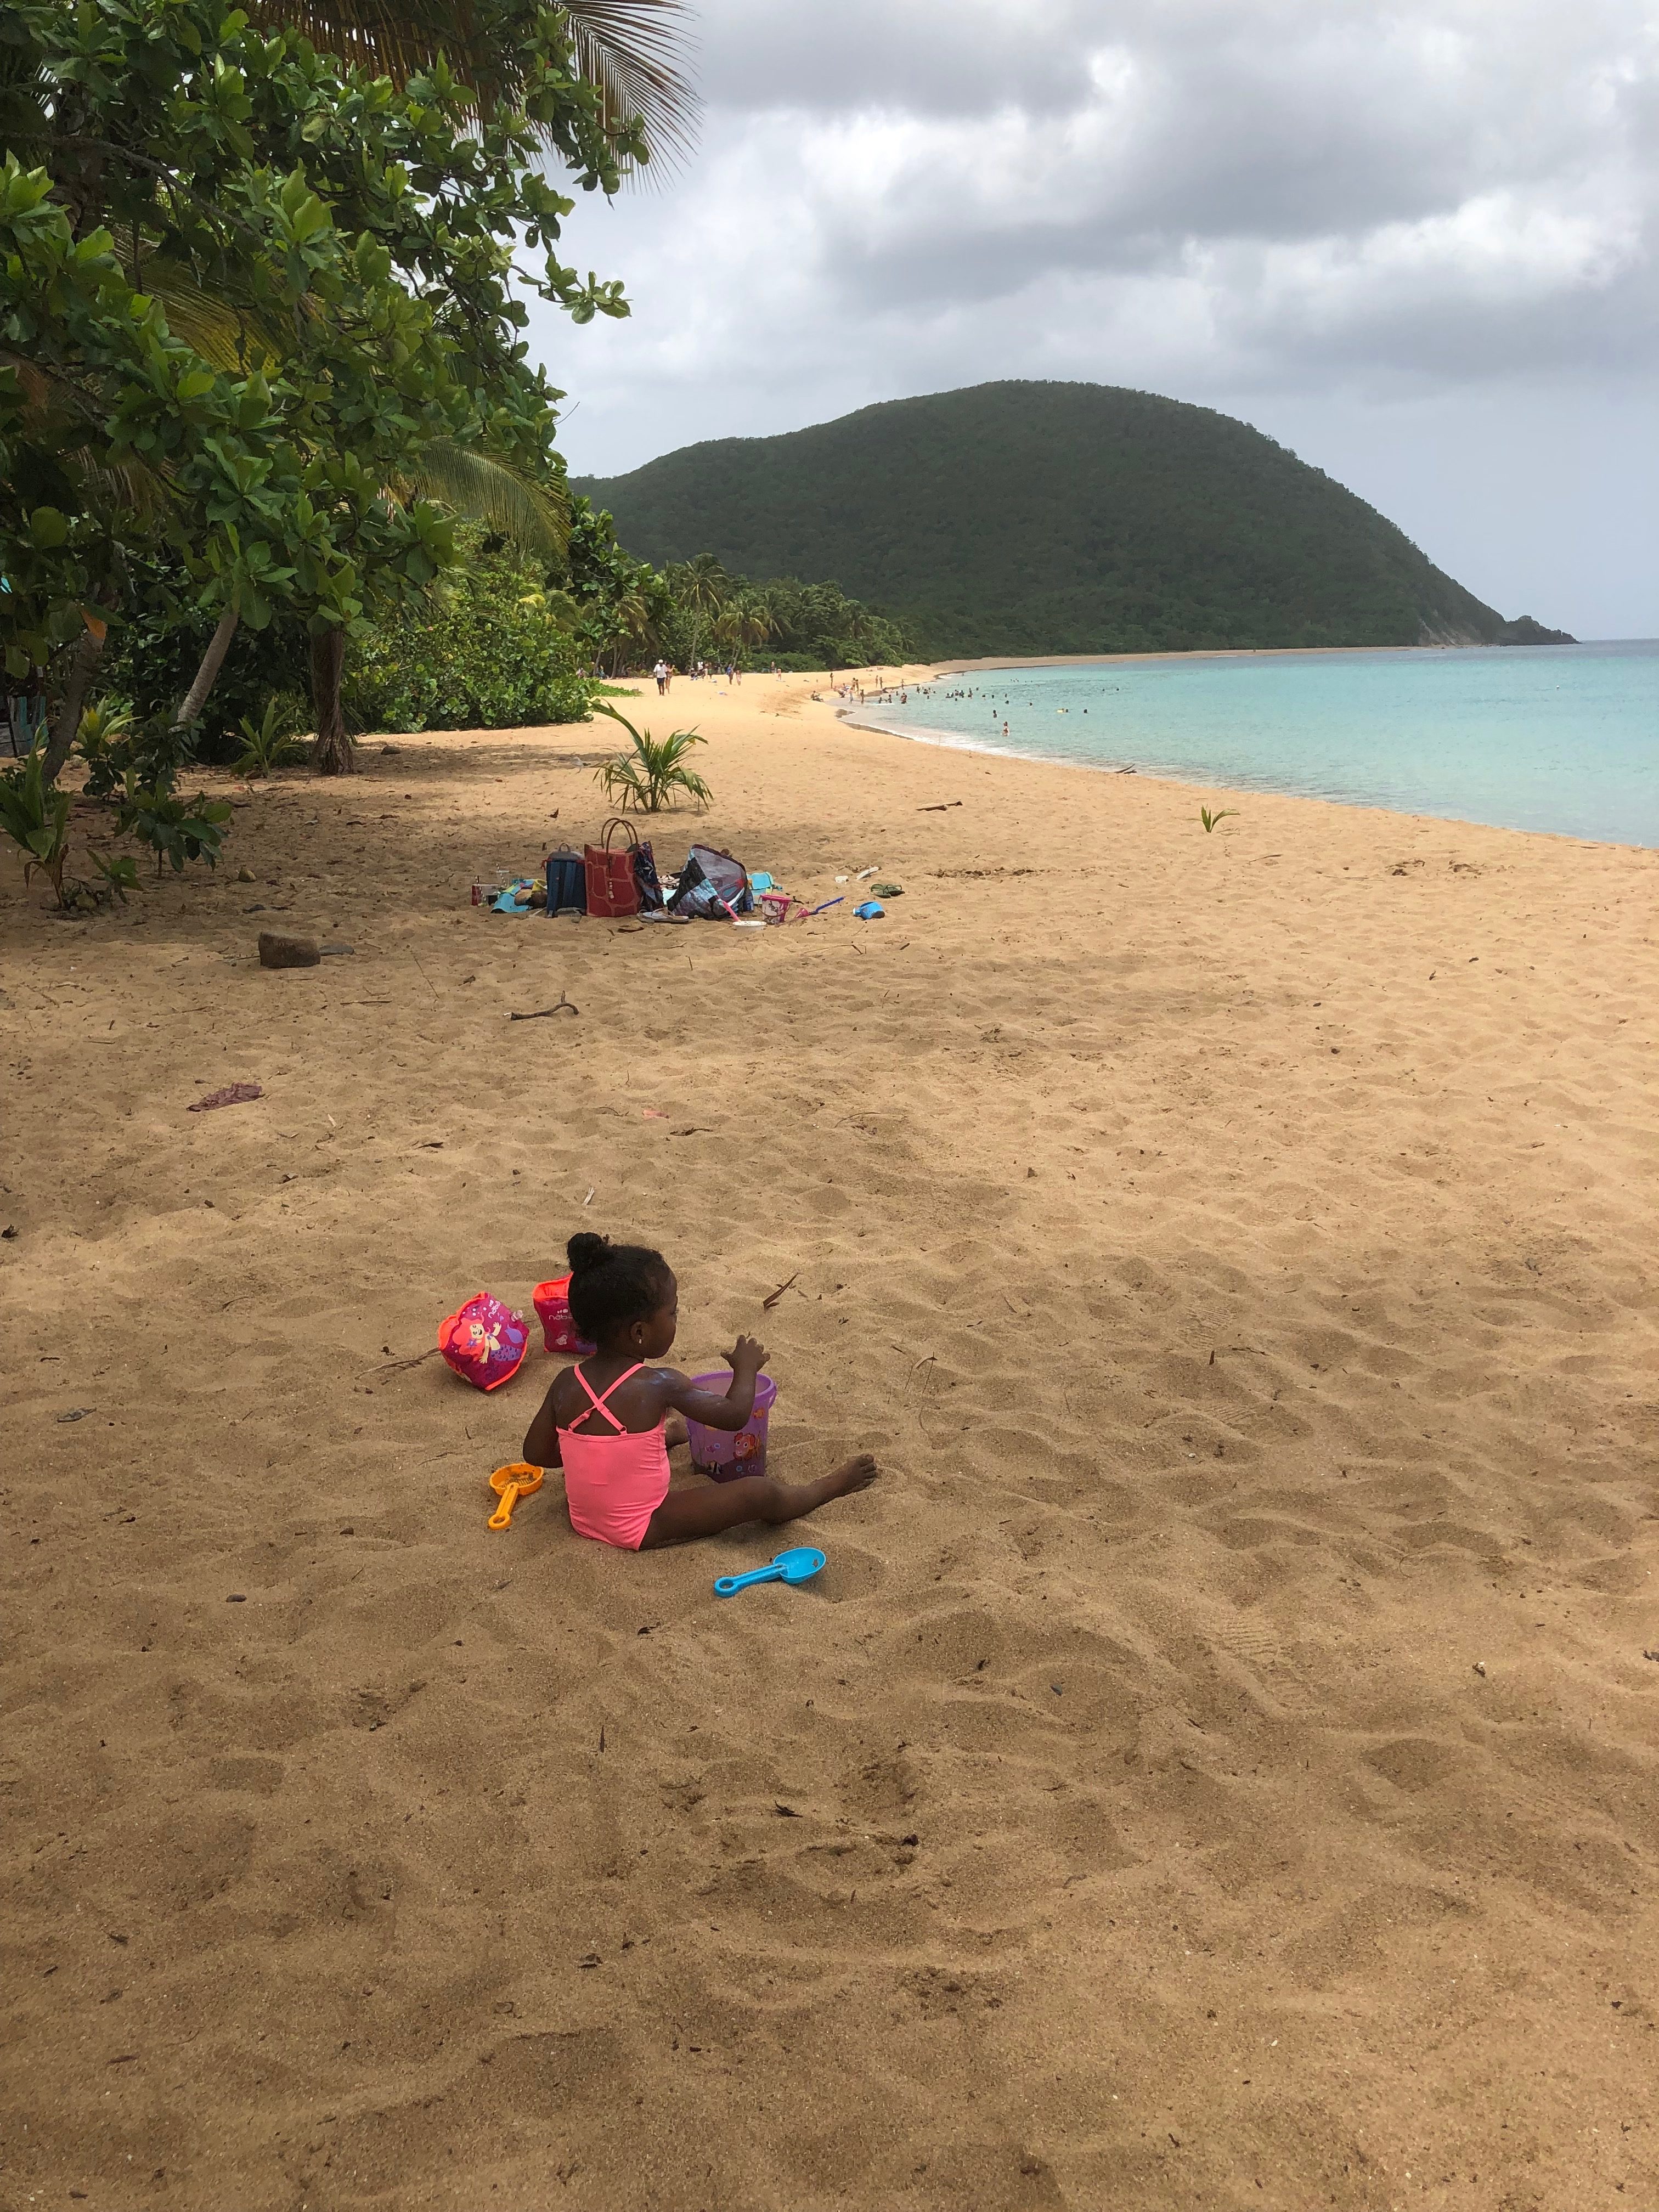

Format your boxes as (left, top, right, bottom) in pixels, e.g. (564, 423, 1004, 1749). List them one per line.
(545, 847, 586, 914)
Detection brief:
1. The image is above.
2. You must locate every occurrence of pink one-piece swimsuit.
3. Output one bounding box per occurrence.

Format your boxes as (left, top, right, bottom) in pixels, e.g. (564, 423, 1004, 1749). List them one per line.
(557, 1360, 671, 1551)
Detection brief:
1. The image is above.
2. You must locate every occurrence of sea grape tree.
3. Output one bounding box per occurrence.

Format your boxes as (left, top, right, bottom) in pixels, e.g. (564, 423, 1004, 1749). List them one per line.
(1, 0, 641, 772)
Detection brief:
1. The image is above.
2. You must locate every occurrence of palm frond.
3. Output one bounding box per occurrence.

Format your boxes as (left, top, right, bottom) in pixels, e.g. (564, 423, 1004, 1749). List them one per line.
(75, 454, 174, 523)
(399, 441, 569, 560)
(561, 0, 697, 169)
(134, 253, 289, 373)
(247, 0, 479, 85)
(242, 0, 697, 169)
(664, 552, 730, 651)
(591, 702, 709, 810)
(0, 351, 176, 523)
(0, 46, 50, 156)
(234, 698, 309, 776)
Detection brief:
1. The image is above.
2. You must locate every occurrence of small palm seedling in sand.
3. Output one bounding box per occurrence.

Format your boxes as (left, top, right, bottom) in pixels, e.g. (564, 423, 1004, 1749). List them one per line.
(75, 699, 135, 769)
(1199, 805, 1239, 833)
(0, 742, 73, 905)
(234, 698, 308, 778)
(593, 702, 711, 812)
(88, 850, 140, 902)
(57, 847, 144, 915)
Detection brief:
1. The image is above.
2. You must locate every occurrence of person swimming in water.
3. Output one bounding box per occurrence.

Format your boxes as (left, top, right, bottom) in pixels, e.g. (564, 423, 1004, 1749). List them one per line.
(522, 1234, 878, 1550)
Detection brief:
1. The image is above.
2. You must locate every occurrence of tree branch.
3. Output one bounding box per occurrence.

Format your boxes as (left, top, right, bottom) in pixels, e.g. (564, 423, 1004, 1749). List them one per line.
(173, 604, 241, 729)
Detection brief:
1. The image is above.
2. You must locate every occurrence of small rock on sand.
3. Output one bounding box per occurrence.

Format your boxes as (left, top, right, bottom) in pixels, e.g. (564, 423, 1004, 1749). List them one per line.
(258, 931, 321, 969)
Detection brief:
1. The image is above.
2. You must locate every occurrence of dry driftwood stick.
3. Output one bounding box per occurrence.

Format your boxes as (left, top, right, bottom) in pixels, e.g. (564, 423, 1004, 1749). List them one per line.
(376, 1345, 443, 1376)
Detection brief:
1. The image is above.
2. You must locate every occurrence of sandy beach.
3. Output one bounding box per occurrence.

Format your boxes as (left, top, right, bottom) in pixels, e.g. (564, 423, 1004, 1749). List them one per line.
(5, 669, 1657, 2211)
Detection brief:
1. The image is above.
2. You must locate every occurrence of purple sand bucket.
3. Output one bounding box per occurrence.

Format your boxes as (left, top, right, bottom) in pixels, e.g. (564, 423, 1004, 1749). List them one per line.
(686, 1372, 777, 1481)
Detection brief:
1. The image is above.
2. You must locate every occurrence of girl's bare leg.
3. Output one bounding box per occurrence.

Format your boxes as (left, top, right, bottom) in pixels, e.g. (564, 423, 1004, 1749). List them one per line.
(640, 1455, 878, 1549)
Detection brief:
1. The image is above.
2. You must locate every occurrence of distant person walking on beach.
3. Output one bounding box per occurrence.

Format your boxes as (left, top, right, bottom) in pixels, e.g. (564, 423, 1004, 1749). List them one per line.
(653, 659, 668, 695)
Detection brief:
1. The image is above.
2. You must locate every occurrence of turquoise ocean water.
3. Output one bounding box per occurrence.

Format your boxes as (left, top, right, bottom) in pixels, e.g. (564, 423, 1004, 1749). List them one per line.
(853, 642, 1659, 848)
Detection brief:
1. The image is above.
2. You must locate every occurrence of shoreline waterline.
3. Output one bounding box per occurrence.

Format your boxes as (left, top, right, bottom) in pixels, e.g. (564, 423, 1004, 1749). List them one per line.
(834, 704, 1621, 850)
(837, 641, 1659, 850)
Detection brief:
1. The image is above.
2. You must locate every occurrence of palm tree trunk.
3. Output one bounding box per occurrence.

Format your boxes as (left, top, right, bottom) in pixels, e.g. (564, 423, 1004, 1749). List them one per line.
(40, 625, 106, 784)
(311, 627, 354, 775)
(173, 604, 241, 731)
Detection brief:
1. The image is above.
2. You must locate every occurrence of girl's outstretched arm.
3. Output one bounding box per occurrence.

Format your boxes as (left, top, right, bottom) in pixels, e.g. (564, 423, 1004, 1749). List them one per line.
(661, 1333, 769, 1433)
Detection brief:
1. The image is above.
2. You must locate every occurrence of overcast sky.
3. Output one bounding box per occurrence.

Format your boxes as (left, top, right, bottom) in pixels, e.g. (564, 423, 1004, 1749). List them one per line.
(529, 0, 1659, 637)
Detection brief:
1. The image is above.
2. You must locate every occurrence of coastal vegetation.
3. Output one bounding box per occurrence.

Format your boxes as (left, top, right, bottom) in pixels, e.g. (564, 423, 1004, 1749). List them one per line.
(78, 511, 905, 749)
(1, 0, 895, 902)
(577, 380, 1575, 659)
(564, 504, 911, 675)
(4, 4, 1567, 915)
(0, 0, 681, 800)
(0, 741, 72, 905)
(345, 529, 592, 735)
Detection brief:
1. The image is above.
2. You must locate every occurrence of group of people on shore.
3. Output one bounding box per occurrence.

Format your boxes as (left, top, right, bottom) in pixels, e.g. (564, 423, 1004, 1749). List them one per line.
(651, 659, 782, 694)
(837, 679, 910, 706)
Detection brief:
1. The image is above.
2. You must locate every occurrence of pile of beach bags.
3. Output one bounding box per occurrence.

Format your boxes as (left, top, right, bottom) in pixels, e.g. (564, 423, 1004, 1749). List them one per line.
(482, 825, 819, 926)
(545, 821, 758, 921)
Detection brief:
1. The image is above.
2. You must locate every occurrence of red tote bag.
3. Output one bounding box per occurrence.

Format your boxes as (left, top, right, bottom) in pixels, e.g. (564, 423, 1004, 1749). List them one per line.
(584, 816, 643, 919)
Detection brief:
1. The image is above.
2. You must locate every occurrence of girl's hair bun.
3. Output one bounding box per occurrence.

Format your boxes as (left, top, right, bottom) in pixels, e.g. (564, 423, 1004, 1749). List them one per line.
(566, 1231, 611, 1274)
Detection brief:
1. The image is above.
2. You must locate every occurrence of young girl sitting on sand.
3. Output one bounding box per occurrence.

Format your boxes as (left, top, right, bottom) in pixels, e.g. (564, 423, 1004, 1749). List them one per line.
(522, 1233, 878, 1551)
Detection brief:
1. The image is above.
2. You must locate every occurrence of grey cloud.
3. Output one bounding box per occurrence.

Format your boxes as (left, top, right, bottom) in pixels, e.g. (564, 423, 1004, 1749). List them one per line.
(690, 0, 1104, 119)
(752, 18, 1653, 315)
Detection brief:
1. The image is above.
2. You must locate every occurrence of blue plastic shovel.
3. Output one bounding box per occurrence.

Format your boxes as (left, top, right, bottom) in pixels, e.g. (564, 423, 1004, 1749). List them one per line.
(713, 1546, 826, 1599)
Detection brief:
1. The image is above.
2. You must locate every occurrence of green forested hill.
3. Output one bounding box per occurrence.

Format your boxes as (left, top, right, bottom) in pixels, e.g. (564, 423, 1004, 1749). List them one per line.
(574, 382, 1566, 658)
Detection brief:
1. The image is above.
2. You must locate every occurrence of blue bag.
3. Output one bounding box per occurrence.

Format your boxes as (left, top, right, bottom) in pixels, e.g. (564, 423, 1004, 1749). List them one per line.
(545, 848, 586, 915)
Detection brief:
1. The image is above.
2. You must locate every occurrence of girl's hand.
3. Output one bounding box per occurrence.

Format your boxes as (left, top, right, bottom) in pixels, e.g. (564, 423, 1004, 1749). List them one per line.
(726, 1333, 769, 1375)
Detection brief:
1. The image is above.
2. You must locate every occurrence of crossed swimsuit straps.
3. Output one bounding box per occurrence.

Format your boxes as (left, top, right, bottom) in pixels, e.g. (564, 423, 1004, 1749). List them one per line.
(556, 1360, 673, 1551)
